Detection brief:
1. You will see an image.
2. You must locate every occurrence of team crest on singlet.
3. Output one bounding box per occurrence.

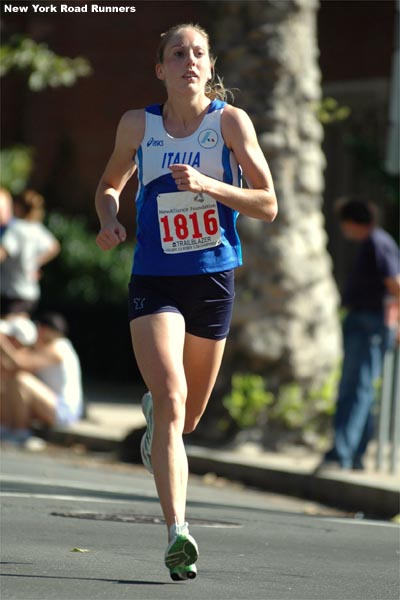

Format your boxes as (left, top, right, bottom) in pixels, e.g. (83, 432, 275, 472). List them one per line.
(198, 129, 219, 149)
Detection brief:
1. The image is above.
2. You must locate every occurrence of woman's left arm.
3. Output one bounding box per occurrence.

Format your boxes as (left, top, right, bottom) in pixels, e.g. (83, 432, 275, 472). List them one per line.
(169, 106, 278, 222)
(0, 335, 61, 373)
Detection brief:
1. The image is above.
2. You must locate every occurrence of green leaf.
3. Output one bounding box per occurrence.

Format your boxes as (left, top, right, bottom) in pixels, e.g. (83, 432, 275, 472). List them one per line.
(42, 212, 134, 307)
(1, 35, 92, 90)
(0, 145, 34, 194)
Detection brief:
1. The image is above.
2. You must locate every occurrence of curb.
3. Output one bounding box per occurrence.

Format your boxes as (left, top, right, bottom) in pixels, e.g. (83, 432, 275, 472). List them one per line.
(45, 426, 399, 520)
(186, 448, 399, 519)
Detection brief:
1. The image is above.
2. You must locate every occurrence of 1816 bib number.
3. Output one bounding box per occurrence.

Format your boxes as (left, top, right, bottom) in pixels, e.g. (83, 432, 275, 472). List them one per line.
(157, 192, 221, 254)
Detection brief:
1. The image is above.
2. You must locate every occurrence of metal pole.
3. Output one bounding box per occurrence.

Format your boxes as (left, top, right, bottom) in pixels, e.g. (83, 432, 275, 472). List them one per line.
(376, 350, 395, 471)
(389, 346, 400, 474)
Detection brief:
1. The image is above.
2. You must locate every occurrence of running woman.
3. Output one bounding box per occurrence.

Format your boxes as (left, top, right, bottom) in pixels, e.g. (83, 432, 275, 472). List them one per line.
(95, 23, 278, 581)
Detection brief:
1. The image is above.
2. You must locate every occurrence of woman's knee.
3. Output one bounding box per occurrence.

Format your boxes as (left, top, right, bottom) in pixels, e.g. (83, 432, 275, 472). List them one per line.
(153, 389, 187, 427)
(11, 371, 32, 396)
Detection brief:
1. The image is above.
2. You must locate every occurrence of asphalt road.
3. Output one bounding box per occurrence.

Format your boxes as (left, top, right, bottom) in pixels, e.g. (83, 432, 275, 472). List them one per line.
(1, 446, 399, 600)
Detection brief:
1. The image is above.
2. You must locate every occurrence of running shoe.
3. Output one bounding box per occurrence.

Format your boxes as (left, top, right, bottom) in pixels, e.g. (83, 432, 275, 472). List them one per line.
(169, 563, 197, 581)
(140, 391, 153, 474)
(164, 522, 199, 572)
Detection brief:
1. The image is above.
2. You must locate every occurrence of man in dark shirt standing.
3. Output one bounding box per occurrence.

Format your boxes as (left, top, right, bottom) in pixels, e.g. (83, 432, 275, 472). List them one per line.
(322, 199, 400, 470)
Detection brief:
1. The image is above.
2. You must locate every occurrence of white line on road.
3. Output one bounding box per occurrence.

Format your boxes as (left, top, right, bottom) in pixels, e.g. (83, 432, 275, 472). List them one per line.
(0, 492, 137, 504)
(0, 492, 241, 528)
(317, 516, 399, 528)
(2, 474, 397, 528)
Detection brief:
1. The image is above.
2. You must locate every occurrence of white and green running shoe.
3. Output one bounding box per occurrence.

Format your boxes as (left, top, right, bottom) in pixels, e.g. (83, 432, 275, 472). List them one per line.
(140, 392, 153, 474)
(169, 563, 197, 581)
(165, 522, 199, 580)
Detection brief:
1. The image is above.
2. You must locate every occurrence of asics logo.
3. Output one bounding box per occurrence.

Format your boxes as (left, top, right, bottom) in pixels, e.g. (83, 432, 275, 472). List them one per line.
(147, 137, 164, 147)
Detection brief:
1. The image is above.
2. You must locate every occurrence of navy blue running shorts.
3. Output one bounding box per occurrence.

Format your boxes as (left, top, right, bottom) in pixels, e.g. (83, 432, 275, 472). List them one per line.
(128, 270, 235, 340)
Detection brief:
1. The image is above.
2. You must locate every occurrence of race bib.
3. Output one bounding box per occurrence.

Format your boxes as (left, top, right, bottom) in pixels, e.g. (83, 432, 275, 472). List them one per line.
(157, 191, 221, 254)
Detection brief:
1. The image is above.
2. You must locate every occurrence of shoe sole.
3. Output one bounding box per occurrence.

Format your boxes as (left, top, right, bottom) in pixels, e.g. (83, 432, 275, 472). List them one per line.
(165, 535, 199, 570)
(170, 563, 197, 581)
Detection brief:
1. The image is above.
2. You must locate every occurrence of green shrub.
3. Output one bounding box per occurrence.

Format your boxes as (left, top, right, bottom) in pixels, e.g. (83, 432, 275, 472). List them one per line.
(43, 212, 134, 306)
(271, 369, 339, 433)
(222, 367, 340, 437)
(222, 373, 274, 428)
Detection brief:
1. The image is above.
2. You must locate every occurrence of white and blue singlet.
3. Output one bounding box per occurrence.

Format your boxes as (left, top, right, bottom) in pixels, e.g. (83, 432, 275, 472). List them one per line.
(132, 99, 243, 276)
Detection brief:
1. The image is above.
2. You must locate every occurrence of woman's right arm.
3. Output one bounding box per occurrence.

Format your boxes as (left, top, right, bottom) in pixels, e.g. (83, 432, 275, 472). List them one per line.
(95, 109, 145, 250)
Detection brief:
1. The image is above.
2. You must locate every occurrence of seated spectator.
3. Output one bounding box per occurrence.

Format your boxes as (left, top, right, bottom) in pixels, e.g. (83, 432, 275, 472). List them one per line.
(0, 189, 60, 318)
(0, 311, 83, 447)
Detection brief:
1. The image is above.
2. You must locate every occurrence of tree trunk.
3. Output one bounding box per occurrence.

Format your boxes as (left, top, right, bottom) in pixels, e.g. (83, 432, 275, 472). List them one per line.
(211, 0, 341, 389)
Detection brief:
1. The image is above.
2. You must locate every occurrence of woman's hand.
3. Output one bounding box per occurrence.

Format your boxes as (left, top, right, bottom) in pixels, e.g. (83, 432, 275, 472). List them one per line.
(96, 219, 127, 250)
(169, 164, 208, 193)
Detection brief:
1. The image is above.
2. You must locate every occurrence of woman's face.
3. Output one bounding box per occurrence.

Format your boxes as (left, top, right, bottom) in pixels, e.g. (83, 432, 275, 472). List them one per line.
(156, 27, 212, 96)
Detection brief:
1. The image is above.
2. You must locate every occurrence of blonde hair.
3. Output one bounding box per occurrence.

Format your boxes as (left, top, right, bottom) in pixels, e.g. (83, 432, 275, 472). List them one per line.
(156, 23, 233, 102)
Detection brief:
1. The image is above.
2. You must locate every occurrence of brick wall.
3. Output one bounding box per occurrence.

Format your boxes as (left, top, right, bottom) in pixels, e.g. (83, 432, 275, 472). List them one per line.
(1, 1, 395, 235)
(1, 1, 209, 232)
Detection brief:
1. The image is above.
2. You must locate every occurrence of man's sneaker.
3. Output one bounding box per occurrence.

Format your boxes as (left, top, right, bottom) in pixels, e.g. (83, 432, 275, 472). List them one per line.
(165, 522, 199, 571)
(140, 392, 153, 474)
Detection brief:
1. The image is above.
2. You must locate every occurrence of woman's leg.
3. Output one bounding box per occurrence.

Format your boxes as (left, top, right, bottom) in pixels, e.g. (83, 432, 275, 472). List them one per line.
(183, 333, 227, 433)
(130, 312, 188, 530)
(0, 379, 14, 428)
(5, 371, 57, 429)
(130, 314, 227, 534)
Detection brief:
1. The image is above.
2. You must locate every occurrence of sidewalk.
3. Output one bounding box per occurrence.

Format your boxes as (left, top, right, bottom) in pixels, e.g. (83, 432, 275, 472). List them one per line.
(46, 385, 399, 521)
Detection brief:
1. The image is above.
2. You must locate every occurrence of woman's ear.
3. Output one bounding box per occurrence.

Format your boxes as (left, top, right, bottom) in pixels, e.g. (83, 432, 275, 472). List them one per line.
(155, 63, 164, 81)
